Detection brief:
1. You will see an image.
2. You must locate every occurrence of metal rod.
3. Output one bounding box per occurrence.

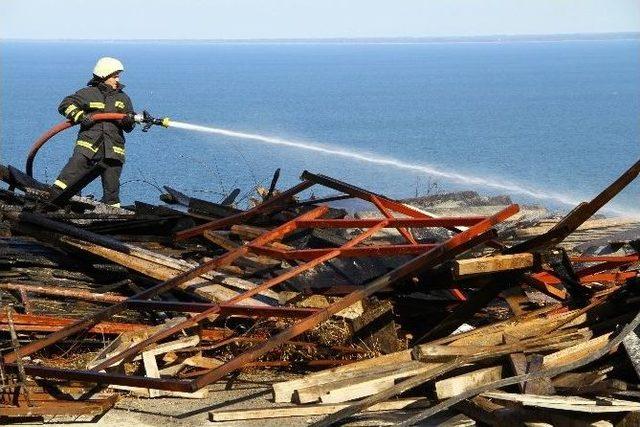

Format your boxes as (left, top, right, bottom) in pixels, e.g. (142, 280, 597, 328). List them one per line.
(125, 300, 320, 318)
(248, 243, 438, 260)
(288, 194, 353, 207)
(294, 217, 485, 229)
(4, 364, 193, 392)
(1, 312, 232, 340)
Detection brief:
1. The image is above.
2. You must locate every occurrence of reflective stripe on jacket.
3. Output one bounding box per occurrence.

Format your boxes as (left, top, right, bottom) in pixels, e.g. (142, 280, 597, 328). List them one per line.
(58, 80, 134, 163)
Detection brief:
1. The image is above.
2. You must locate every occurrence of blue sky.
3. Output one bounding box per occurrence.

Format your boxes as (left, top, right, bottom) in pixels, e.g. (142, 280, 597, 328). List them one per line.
(1, 0, 638, 40)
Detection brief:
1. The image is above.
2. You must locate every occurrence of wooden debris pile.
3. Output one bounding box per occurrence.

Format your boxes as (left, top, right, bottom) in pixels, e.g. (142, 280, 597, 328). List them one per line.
(1, 159, 640, 425)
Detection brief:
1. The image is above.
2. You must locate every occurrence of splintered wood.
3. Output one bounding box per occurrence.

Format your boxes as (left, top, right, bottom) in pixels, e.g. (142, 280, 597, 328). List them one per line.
(2, 160, 640, 425)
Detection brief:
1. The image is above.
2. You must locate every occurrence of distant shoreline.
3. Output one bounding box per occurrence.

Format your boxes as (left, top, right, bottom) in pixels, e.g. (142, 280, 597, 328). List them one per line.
(3, 32, 639, 44)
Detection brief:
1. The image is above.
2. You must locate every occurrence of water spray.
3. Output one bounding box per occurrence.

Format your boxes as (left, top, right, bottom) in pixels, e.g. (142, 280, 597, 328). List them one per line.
(167, 120, 639, 217)
(26, 113, 639, 218)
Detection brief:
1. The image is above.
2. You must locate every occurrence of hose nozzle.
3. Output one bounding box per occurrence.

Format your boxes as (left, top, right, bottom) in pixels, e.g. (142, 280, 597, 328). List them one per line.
(134, 110, 171, 132)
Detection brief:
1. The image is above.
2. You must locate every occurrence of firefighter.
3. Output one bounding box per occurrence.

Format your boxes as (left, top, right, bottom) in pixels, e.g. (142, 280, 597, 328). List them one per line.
(52, 57, 136, 207)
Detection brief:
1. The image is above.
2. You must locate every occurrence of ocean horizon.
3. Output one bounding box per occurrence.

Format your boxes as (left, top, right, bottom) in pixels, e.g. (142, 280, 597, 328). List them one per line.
(1, 39, 639, 215)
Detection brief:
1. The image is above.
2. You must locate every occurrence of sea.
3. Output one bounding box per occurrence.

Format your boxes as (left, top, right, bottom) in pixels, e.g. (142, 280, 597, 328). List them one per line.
(1, 40, 639, 215)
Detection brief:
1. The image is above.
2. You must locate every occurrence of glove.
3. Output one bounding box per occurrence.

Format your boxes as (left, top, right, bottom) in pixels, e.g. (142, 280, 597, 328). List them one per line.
(119, 113, 136, 129)
(79, 113, 95, 128)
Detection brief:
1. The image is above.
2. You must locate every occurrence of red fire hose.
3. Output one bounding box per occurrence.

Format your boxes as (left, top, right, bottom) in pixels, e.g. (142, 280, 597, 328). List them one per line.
(26, 113, 127, 177)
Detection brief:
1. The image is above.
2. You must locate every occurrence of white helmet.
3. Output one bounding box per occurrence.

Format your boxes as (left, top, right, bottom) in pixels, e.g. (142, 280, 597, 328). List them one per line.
(93, 57, 124, 79)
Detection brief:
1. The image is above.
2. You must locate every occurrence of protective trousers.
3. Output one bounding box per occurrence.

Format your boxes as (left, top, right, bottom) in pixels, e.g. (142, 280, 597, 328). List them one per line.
(53, 151, 123, 207)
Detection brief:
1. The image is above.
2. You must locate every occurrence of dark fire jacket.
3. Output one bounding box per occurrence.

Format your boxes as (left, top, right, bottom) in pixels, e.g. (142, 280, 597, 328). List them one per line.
(58, 80, 135, 163)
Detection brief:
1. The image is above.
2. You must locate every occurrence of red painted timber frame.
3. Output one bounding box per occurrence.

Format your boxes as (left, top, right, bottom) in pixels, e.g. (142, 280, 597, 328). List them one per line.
(2, 174, 519, 392)
(523, 254, 640, 300)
